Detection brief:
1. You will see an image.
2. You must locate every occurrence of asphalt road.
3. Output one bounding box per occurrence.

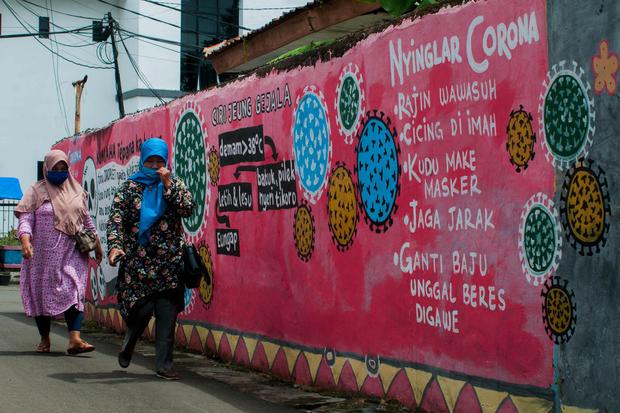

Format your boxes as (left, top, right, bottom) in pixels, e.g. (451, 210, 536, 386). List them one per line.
(0, 285, 296, 413)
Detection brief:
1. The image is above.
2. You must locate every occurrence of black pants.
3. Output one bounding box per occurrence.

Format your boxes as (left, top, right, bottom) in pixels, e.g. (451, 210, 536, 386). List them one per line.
(121, 289, 183, 372)
(35, 306, 83, 336)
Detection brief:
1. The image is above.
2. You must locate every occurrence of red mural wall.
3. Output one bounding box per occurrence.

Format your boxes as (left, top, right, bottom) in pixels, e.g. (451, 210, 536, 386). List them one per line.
(55, 0, 559, 409)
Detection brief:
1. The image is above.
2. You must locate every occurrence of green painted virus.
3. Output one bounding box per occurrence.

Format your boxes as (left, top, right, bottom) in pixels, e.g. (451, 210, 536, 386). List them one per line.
(335, 63, 365, 144)
(339, 76, 360, 131)
(174, 108, 207, 235)
(524, 205, 556, 274)
(540, 61, 594, 169)
(519, 193, 562, 286)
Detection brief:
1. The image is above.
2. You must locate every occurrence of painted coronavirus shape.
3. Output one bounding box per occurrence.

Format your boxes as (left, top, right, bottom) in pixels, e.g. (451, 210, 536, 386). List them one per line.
(519, 193, 562, 286)
(293, 201, 315, 262)
(355, 110, 400, 233)
(292, 85, 332, 204)
(539, 60, 595, 170)
(208, 146, 220, 186)
(327, 163, 358, 252)
(82, 157, 98, 223)
(335, 63, 365, 144)
(198, 242, 214, 307)
(324, 348, 337, 368)
(560, 159, 611, 255)
(173, 101, 209, 242)
(89, 262, 98, 304)
(506, 105, 536, 172)
(365, 354, 380, 377)
(542, 276, 577, 344)
(97, 265, 106, 302)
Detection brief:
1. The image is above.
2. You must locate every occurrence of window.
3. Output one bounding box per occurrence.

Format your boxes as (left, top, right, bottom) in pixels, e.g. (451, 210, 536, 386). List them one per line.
(180, 0, 240, 91)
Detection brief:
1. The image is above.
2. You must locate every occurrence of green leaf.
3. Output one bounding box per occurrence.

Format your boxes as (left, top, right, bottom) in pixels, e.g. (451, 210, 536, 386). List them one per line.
(267, 40, 335, 65)
(380, 0, 417, 16)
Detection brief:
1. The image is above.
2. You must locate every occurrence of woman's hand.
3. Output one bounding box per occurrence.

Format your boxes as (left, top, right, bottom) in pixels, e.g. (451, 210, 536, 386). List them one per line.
(157, 167, 172, 190)
(108, 248, 125, 266)
(21, 235, 33, 259)
(94, 240, 104, 264)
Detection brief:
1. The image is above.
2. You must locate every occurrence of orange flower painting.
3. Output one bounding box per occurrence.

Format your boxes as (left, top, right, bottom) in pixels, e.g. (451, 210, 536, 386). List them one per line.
(592, 40, 619, 95)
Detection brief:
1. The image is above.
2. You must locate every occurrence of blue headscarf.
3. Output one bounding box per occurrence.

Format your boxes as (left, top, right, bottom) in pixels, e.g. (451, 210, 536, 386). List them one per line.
(129, 138, 169, 245)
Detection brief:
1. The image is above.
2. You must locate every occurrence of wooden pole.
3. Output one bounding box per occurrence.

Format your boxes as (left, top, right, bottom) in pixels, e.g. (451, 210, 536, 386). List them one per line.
(71, 75, 88, 135)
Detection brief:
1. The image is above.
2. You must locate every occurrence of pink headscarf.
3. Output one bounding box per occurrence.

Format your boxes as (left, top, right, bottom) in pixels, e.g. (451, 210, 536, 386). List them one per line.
(15, 149, 86, 236)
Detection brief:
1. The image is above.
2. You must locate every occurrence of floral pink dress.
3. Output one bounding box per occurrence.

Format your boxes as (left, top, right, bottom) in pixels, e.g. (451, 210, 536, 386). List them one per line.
(18, 201, 95, 317)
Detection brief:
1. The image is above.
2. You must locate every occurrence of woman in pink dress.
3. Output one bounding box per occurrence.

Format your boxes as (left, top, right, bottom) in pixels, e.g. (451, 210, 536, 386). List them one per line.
(15, 150, 103, 354)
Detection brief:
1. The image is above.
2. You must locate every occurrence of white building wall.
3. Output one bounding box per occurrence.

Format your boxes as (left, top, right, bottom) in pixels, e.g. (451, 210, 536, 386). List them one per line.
(0, 0, 299, 190)
(0, 0, 181, 189)
(239, 0, 312, 35)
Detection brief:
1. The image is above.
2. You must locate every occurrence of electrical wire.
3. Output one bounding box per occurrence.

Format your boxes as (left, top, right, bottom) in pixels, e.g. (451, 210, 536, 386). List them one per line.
(143, 0, 300, 9)
(1, 0, 113, 69)
(16, 0, 97, 48)
(18, 0, 99, 20)
(48, 0, 71, 136)
(117, 27, 206, 50)
(140, 0, 253, 31)
(98, 0, 247, 37)
(116, 23, 166, 105)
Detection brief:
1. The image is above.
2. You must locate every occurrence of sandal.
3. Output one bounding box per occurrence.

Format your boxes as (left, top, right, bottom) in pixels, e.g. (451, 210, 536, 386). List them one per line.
(67, 343, 96, 355)
(35, 343, 50, 353)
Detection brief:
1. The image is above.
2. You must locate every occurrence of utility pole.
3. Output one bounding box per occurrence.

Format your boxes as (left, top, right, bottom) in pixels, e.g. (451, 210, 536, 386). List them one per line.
(108, 13, 125, 118)
(72, 75, 88, 134)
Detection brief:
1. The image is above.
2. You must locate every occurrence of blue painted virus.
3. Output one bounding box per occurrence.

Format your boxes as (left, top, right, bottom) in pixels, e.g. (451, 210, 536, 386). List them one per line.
(355, 111, 400, 233)
(292, 86, 331, 204)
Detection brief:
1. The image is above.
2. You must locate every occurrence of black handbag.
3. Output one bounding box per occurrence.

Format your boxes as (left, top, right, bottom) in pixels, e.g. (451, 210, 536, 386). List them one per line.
(182, 243, 207, 289)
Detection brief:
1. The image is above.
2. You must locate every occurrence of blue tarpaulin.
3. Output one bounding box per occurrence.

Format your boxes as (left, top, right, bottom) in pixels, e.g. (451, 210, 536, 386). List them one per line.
(0, 177, 23, 200)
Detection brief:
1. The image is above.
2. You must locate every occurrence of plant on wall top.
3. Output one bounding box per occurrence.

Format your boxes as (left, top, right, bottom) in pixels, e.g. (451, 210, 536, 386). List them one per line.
(359, 0, 438, 17)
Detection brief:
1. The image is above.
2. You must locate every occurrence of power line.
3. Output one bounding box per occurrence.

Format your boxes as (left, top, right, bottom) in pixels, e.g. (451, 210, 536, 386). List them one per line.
(16, 0, 96, 48)
(141, 0, 252, 31)
(18, 0, 99, 20)
(0, 26, 90, 38)
(117, 27, 206, 50)
(98, 0, 247, 38)
(116, 24, 166, 105)
(48, 0, 71, 136)
(1, 0, 113, 69)
(144, 0, 300, 9)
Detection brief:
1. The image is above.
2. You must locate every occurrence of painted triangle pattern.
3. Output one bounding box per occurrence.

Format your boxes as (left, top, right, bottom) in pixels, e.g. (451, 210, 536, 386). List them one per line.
(405, 367, 433, 406)
(261, 341, 280, 369)
(330, 355, 349, 385)
(243, 337, 258, 362)
(82, 309, 562, 413)
(561, 405, 599, 413)
(211, 330, 224, 352)
(282, 346, 301, 376)
(226, 334, 240, 356)
(510, 395, 553, 413)
(378, 364, 401, 395)
(347, 358, 367, 391)
(304, 351, 323, 384)
(437, 376, 467, 413)
(474, 387, 509, 413)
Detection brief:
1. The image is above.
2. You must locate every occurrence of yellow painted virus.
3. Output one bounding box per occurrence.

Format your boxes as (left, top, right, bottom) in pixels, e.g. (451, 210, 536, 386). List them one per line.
(208, 147, 220, 186)
(293, 203, 315, 262)
(506, 105, 536, 172)
(198, 243, 214, 306)
(327, 163, 358, 251)
(561, 160, 610, 255)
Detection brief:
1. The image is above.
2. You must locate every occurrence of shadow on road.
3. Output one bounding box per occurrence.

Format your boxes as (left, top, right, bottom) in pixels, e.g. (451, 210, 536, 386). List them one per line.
(48, 370, 158, 384)
(0, 350, 65, 357)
